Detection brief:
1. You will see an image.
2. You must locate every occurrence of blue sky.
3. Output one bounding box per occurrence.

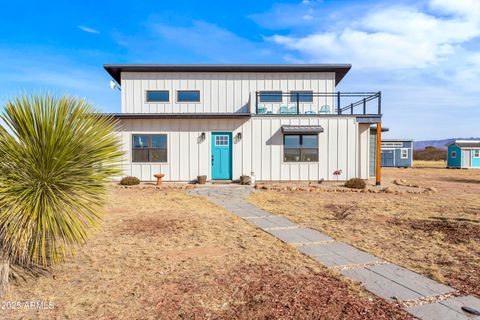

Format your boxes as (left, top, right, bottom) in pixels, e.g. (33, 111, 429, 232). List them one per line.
(0, 0, 479, 140)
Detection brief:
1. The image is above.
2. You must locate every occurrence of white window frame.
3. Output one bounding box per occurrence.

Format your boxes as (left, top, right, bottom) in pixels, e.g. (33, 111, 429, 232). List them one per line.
(145, 90, 169, 103)
(289, 90, 314, 103)
(451, 151, 457, 159)
(400, 148, 409, 159)
(215, 135, 229, 146)
(176, 90, 201, 103)
(131, 133, 168, 163)
(259, 91, 283, 103)
(381, 142, 402, 147)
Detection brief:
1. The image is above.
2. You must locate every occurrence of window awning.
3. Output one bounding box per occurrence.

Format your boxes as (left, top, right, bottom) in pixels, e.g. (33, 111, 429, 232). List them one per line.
(281, 125, 324, 134)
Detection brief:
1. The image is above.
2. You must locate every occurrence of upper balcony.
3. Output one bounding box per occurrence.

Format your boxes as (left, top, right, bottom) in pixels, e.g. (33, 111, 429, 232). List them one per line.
(253, 91, 382, 116)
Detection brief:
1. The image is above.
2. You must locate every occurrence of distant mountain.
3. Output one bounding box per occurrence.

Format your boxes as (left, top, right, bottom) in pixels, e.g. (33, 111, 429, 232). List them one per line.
(414, 138, 480, 150)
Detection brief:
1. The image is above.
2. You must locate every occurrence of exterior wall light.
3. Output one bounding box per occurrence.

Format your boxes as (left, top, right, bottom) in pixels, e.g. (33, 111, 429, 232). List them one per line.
(198, 132, 206, 143)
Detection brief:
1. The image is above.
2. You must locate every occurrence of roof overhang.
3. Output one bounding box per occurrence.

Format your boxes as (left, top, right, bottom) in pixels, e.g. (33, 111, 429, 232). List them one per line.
(103, 64, 352, 86)
(370, 126, 389, 132)
(447, 140, 480, 148)
(281, 125, 324, 134)
(356, 115, 382, 123)
(382, 139, 413, 142)
(103, 113, 251, 120)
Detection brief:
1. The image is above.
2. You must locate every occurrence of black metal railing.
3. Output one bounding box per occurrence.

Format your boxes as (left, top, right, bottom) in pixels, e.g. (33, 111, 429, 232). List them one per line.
(254, 91, 381, 115)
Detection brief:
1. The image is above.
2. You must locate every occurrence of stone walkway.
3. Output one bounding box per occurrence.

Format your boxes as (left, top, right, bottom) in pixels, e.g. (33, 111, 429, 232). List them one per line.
(190, 185, 480, 320)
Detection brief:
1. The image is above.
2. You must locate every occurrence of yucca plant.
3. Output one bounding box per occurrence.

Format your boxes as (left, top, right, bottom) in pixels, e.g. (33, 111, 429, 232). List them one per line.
(0, 94, 123, 295)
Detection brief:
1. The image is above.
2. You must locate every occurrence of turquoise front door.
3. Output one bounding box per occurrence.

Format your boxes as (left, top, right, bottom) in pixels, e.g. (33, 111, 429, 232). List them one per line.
(211, 132, 232, 180)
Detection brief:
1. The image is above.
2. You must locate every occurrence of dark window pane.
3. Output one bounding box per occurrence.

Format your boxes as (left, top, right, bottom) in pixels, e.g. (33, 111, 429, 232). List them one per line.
(133, 135, 149, 148)
(151, 135, 167, 148)
(132, 134, 168, 163)
(290, 91, 313, 102)
(133, 149, 149, 162)
(146, 90, 169, 102)
(259, 91, 283, 102)
(284, 148, 301, 162)
(302, 135, 318, 148)
(178, 90, 200, 102)
(284, 134, 319, 162)
(301, 149, 318, 162)
(215, 135, 229, 146)
(149, 149, 167, 162)
(284, 135, 301, 148)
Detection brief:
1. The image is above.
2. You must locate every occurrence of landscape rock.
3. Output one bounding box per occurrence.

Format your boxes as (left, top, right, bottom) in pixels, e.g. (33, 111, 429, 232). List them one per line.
(382, 187, 395, 194)
(425, 187, 438, 193)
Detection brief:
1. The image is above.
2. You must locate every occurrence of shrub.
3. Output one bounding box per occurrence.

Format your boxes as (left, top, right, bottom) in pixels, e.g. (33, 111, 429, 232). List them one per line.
(120, 176, 140, 186)
(325, 204, 357, 220)
(345, 178, 366, 189)
(413, 147, 447, 161)
(0, 94, 122, 295)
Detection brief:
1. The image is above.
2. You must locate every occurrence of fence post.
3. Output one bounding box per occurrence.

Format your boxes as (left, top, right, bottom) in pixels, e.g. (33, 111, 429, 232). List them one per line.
(350, 103, 353, 114)
(378, 91, 382, 114)
(376, 122, 382, 186)
(363, 98, 366, 114)
(296, 92, 300, 115)
(337, 92, 341, 115)
(255, 91, 258, 114)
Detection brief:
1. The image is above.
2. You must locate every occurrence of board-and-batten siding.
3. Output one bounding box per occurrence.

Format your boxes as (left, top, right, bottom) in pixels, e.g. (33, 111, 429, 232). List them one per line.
(121, 72, 336, 114)
(116, 117, 371, 182)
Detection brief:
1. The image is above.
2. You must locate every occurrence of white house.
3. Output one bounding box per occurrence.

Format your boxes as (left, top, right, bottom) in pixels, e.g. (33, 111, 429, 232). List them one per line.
(104, 64, 383, 183)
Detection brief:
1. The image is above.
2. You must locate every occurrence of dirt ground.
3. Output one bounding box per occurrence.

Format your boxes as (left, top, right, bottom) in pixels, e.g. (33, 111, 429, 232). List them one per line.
(413, 160, 447, 168)
(2, 187, 411, 319)
(250, 166, 480, 297)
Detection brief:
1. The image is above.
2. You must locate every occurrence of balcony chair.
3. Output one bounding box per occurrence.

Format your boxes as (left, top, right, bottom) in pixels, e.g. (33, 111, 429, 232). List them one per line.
(257, 106, 267, 114)
(319, 105, 331, 114)
(288, 106, 298, 114)
(279, 106, 289, 114)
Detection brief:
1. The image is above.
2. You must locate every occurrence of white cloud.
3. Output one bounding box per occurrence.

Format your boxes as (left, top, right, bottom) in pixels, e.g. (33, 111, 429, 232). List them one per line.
(263, 0, 480, 139)
(429, 0, 480, 17)
(269, 0, 480, 70)
(77, 25, 100, 34)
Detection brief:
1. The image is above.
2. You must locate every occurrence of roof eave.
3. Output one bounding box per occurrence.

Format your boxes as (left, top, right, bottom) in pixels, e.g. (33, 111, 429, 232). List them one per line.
(103, 64, 352, 86)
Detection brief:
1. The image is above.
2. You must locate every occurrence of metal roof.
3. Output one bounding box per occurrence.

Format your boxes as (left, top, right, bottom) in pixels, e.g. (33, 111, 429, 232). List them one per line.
(382, 139, 413, 142)
(447, 140, 480, 148)
(281, 125, 324, 134)
(103, 64, 352, 85)
(370, 126, 389, 132)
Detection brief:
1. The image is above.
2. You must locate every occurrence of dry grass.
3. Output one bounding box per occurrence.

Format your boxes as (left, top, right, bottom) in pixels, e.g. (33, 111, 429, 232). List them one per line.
(2, 188, 411, 319)
(414, 160, 447, 168)
(249, 167, 480, 297)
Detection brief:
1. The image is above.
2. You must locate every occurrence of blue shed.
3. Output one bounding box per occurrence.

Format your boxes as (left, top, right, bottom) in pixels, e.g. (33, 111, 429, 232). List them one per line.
(447, 140, 480, 169)
(380, 140, 413, 168)
(369, 127, 390, 177)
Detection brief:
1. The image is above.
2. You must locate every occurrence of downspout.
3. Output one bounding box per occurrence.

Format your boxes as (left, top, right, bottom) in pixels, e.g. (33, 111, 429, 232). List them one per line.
(376, 122, 382, 186)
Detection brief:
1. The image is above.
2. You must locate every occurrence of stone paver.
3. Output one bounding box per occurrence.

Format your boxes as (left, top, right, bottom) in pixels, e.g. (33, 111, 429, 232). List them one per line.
(406, 296, 480, 320)
(267, 227, 332, 244)
(341, 267, 425, 301)
(298, 242, 383, 267)
(368, 264, 455, 298)
(248, 215, 298, 230)
(248, 217, 282, 229)
(189, 185, 480, 320)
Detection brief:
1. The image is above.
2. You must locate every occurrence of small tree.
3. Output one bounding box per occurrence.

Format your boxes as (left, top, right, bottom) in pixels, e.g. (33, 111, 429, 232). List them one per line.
(0, 94, 123, 295)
